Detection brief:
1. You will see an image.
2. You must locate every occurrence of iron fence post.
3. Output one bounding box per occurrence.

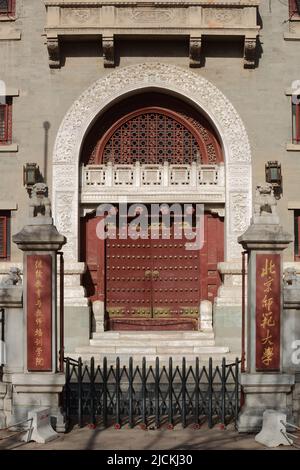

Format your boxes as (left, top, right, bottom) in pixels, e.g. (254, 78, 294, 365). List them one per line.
(129, 357, 134, 428)
(103, 357, 108, 427)
(90, 356, 96, 426)
(65, 357, 70, 427)
(221, 357, 226, 426)
(235, 358, 239, 427)
(142, 357, 147, 428)
(78, 357, 83, 428)
(194, 357, 199, 427)
(168, 357, 173, 428)
(116, 357, 121, 428)
(208, 357, 213, 429)
(181, 357, 187, 428)
(155, 357, 160, 429)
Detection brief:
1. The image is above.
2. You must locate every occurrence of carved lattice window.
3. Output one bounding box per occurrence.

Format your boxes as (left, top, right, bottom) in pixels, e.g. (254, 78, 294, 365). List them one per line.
(97, 108, 221, 165)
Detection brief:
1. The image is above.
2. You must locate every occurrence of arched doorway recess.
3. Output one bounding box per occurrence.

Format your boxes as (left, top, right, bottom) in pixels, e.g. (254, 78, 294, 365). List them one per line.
(52, 63, 252, 316)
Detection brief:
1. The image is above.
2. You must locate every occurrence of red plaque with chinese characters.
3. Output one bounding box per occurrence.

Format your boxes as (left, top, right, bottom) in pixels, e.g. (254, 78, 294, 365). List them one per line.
(256, 254, 281, 371)
(27, 255, 52, 371)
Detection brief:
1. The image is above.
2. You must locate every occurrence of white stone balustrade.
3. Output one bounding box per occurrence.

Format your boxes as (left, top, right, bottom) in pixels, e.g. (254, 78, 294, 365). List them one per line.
(80, 162, 225, 204)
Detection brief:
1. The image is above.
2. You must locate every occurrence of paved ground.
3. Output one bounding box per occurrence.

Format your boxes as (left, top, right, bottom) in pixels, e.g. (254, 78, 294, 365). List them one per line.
(0, 422, 298, 450)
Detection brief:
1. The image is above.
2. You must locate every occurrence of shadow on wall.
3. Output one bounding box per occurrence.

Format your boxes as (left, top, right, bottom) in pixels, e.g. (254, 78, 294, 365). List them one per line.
(203, 37, 263, 68)
(56, 37, 263, 69)
(59, 40, 102, 67)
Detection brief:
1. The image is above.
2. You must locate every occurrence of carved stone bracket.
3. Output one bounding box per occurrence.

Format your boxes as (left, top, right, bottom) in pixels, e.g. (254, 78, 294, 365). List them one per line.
(47, 36, 60, 69)
(189, 36, 202, 68)
(244, 37, 257, 69)
(44, 1, 260, 69)
(102, 36, 115, 68)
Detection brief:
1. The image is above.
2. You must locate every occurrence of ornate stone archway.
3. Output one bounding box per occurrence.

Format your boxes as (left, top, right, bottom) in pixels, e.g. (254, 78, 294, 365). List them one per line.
(52, 63, 252, 271)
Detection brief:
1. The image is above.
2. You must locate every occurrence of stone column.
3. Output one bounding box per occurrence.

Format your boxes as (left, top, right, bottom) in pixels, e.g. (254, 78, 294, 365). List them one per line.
(0, 269, 23, 428)
(282, 268, 300, 425)
(237, 184, 294, 432)
(11, 184, 66, 431)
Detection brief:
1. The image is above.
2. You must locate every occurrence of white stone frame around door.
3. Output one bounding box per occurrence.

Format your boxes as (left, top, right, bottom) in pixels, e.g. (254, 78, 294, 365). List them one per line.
(52, 63, 252, 266)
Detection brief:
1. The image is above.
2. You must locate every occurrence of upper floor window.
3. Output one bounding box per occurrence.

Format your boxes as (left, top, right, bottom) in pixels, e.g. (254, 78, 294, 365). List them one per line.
(0, 0, 16, 17)
(289, 0, 300, 18)
(0, 211, 10, 260)
(0, 97, 12, 145)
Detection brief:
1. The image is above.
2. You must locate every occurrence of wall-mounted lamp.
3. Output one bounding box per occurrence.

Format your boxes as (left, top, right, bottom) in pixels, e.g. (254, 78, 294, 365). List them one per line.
(23, 163, 40, 190)
(265, 160, 282, 199)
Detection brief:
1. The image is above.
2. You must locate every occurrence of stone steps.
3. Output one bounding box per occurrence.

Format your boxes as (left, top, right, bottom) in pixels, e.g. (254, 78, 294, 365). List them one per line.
(71, 330, 233, 366)
(89, 338, 215, 347)
(76, 345, 228, 355)
(91, 331, 215, 340)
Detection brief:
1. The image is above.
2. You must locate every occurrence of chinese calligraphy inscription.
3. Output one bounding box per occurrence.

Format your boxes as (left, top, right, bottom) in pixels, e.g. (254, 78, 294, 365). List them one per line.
(256, 254, 280, 371)
(27, 255, 52, 371)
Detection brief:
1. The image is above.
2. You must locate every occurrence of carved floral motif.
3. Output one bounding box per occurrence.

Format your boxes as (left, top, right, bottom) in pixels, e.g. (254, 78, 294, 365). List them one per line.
(130, 8, 176, 23)
(204, 8, 242, 25)
(230, 193, 250, 233)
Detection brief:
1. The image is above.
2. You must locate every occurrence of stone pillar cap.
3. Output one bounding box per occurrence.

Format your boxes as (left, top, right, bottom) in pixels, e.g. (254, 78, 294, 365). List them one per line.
(13, 224, 66, 252)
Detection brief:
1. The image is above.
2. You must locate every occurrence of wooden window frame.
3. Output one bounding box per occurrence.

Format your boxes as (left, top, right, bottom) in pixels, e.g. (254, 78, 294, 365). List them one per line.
(0, 97, 12, 145)
(0, 211, 10, 260)
(289, 0, 300, 18)
(0, 0, 16, 17)
(294, 210, 300, 261)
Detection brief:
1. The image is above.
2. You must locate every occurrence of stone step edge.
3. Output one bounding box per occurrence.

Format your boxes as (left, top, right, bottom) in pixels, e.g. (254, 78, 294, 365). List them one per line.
(92, 331, 214, 339)
(89, 339, 216, 347)
(74, 346, 230, 354)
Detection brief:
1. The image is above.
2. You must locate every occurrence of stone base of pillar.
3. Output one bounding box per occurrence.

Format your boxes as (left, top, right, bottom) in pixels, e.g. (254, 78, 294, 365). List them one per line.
(237, 373, 295, 433)
(216, 261, 244, 307)
(199, 300, 213, 331)
(0, 382, 12, 428)
(92, 300, 105, 335)
(10, 373, 66, 432)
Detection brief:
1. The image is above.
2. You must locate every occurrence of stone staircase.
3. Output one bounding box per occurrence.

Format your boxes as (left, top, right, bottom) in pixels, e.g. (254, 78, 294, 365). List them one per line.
(71, 330, 235, 365)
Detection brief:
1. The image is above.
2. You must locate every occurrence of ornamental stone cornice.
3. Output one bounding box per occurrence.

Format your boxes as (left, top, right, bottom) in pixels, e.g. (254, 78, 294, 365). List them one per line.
(44, 0, 260, 68)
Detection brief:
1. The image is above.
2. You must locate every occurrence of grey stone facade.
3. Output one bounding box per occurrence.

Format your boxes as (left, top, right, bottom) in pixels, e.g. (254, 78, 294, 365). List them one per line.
(0, 1, 300, 358)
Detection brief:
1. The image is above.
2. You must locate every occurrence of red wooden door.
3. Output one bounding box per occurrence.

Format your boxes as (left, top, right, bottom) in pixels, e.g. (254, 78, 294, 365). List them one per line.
(106, 237, 153, 328)
(150, 225, 200, 324)
(200, 213, 224, 302)
(106, 223, 201, 330)
(81, 211, 224, 330)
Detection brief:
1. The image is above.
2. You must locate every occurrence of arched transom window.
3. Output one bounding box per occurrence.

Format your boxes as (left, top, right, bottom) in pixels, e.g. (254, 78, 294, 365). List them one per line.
(92, 107, 222, 165)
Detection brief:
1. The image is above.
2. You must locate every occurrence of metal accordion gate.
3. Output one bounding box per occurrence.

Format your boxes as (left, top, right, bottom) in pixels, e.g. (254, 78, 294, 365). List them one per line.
(63, 356, 241, 430)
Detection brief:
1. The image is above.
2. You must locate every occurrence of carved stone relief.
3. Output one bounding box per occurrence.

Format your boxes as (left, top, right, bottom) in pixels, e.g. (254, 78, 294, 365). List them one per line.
(130, 8, 177, 24)
(203, 8, 243, 26)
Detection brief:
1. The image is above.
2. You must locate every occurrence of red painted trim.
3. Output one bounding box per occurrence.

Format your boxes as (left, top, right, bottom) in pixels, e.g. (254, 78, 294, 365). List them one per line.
(0, 98, 12, 144)
(27, 255, 53, 372)
(0, 216, 7, 259)
(255, 254, 281, 372)
(96, 106, 213, 165)
(0, 0, 15, 16)
(97, 216, 105, 302)
(289, 0, 300, 17)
